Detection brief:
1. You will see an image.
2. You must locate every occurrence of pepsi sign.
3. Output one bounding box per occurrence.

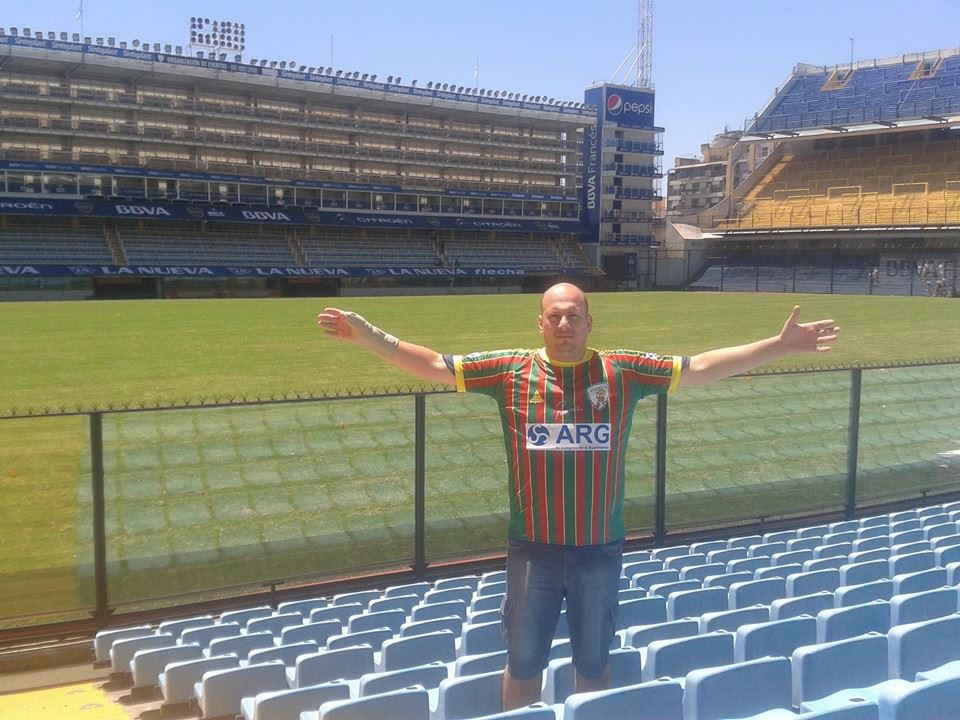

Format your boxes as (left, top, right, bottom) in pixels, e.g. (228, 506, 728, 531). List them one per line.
(602, 87, 654, 129)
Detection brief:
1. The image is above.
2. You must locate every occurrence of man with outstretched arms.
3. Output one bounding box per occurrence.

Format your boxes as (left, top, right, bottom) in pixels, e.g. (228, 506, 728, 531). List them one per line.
(317, 283, 839, 710)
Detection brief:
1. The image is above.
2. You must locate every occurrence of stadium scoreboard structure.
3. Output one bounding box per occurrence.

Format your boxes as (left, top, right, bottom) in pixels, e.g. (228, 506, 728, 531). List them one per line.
(0, 29, 664, 298)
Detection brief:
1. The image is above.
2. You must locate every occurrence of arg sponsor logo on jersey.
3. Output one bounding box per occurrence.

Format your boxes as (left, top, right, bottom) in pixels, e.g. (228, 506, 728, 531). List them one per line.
(525, 423, 610, 451)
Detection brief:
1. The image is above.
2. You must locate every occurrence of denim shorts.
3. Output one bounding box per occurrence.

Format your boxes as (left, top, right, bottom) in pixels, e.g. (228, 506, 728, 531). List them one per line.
(500, 537, 623, 680)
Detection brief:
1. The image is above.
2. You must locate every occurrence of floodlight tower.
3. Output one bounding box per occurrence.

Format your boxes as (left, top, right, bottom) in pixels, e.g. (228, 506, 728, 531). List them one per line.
(637, 0, 652, 89)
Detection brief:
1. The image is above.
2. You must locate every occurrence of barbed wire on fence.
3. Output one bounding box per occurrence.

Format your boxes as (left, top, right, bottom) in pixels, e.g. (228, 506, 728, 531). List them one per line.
(3, 359, 959, 420)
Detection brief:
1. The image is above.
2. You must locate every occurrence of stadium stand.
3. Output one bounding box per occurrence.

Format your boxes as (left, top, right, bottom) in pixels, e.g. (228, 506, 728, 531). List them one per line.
(67, 501, 960, 719)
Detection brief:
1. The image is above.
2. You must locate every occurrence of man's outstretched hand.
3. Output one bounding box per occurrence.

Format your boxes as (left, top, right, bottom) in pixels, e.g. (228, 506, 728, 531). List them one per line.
(317, 307, 362, 342)
(779, 305, 839, 354)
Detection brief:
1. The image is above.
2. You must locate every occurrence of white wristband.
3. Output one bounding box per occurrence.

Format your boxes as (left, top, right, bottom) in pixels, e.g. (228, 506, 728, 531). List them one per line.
(343, 311, 400, 355)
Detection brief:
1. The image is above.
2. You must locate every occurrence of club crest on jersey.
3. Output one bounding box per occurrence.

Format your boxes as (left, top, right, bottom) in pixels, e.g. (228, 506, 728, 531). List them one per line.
(587, 383, 610, 411)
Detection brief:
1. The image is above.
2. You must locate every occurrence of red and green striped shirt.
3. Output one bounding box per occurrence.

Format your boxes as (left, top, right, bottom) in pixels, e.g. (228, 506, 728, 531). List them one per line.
(453, 347, 682, 545)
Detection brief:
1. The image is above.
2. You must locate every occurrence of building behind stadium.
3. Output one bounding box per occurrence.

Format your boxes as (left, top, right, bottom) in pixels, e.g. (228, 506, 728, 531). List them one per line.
(0, 24, 664, 300)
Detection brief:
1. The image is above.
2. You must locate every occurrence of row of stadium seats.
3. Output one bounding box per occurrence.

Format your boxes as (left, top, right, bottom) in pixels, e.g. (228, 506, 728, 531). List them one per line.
(752, 54, 960, 132)
(689, 263, 917, 295)
(90, 501, 960, 719)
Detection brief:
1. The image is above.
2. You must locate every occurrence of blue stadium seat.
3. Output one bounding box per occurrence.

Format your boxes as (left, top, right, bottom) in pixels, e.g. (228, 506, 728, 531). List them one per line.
(368, 594, 421, 614)
(246, 612, 304, 636)
(424, 587, 474, 605)
(728, 577, 786, 609)
(379, 629, 457, 671)
(359, 661, 448, 696)
(433, 669, 504, 720)
(787, 569, 841, 597)
(888, 613, 960, 681)
(839, 559, 889, 587)
(542, 647, 641, 704)
(749, 541, 788, 558)
(287, 645, 375, 688)
(279, 619, 342, 647)
(240, 682, 350, 720)
(816, 601, 891, 643)
(648, 580, 700, 599)
(400, 615, 463, 638)
(131, 644, 203, 689)
(770, 591, 834, 620)
(459, 620, 506, 656)
(706, 548, 747, 565)
(889, 587, 959, 625)
(652, 545, 691, 561)
(792, 633, 887, 708)
(563, 678, 683, 720)
(772, 549, 814, 567)
(332, 589, 381, 608)
(615, 596, 667, 630)
(683, 656, 793, 720)
(159, 654, 240, 707)
(470, 594, 505, 613)
(698, 606, 769, 634)
(468, 706, 555, 720)
(667, 588, 727, 620)
(384, 581, 431, 598)
(876, 676, 960, 720)
(888, 550, 935, 576)
(276, 597, 328, 618)
(622, 619, 699, 651)
(413, 599, 469, 621)
(347, 608, 406, 634)
(311, 686, 430, 720)
(309, 603, 363, 625)
(247, 641, 319, 668)
(454, 649, 507, 677)
(631, 569, 680, 591)
(891, 567, 947, 595)
(834, 579, 893, 607)
(756, 563, 802, 581)
(157, 615, 214, 639)
(680, 562, 726, 583)
(193, 661, 286, 720)
(109, 633, 176, 673)
(478, 581, 507, 596)
(735, 615, 817, 662)
(206, 632, 275, 661)
(220, 606, 273, 627)
(326, 627, 393, 652)
(764, 530, 798, 544)
(641, 631, 734, 682)
(435, 575, 480, 591)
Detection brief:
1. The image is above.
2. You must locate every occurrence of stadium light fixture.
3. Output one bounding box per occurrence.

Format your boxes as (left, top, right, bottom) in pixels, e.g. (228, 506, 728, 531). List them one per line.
(119, 41, 127, 49)
(60, 32, 67, 41)
(335, 69, 342, 76)
(362, 73, 369, 80)
(411, 79, 417, 86)
(279, 61, 286, 68)
(48, 31, 55, 40)
(270, 60, 277, 68)
(132, 39, 140, 47)
(73, 32, 80, 41)
(9, 27, 17, 36)
(22, 27, 30, 36)
(395, 76, 401, 84)
(370, 74, 377, 81)
(308, 66, 315, 73)
(387, 75, 394, 83)
(259, 59, 267, 66)
(426, 81, 433, 88)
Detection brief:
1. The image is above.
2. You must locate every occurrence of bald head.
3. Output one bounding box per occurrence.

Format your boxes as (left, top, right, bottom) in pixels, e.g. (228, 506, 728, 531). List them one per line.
(539, 282, 589, 314)
(538, 283, 592, 362)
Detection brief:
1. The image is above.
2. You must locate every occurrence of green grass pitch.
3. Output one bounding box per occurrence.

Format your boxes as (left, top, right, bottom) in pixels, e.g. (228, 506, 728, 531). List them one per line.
(0, 292, 958, 625)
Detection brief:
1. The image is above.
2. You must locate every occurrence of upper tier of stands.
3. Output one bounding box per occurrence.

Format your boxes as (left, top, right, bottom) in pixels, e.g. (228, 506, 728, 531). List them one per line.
(90, 500, 960, 719)
(0, 218, 113, 264)
(716, 131, 960, 231)
(750, 52, 960, 133)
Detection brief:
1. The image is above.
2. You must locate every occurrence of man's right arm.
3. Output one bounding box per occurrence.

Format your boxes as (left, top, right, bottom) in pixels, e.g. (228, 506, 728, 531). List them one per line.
(317, 307, 455, 387)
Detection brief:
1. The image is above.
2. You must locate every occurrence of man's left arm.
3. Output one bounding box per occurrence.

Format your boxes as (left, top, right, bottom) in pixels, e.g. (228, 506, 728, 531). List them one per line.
(678, 305, 839, 389)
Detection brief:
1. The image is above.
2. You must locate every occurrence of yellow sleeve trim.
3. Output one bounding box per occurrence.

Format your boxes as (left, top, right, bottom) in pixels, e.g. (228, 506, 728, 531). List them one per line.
(668, 355, 683, 395)
(453, 355, 466, 393)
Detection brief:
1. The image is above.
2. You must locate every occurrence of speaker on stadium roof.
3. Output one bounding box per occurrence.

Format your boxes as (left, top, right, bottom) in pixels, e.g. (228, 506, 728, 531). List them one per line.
(370, 74, 377, 81)
(119, 42, 126, 49)
(395, 76, 401, 83)
(219, 53, 226, 61)
(279, 61, 286, 68)
(22, 27, 30, 36)
(197, 51, 204, 58)
(132, 39, 139, 47)
(72, 32, 80, 41)
(335, 69, 342, 76)
(411, 79, 417, 86)
(270, 61, 277, 68)
(47, 31, 55, 40)
(308, 66, 315, 73)
(426, 81, 433, 88)
(153, 43, 160, 51)
(35, 32, 42, 40)
(110, 38, 117, 46)
(362, 73, 369, 80)
(259, 59, 267, 66)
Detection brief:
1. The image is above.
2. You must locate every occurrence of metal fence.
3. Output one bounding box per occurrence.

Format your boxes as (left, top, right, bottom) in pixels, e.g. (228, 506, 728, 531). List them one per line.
(2, 361, 959, 639)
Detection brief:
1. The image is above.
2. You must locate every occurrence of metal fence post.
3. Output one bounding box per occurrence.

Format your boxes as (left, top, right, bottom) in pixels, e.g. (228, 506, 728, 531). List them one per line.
(89, 412, 110, 627)
(845, 369, 863, 519)
(413, 394, 427, 578)
(654, 394, 668, 543)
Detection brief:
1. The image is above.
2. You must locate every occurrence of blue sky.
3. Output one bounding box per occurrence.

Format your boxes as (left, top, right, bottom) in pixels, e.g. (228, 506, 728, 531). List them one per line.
(5, 1, 960, 171)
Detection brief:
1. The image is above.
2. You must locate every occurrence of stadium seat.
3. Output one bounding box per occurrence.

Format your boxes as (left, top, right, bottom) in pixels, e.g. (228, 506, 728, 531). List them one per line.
(703, 571, 753, 590)
(816, 600, 891, 643)
(834, 579, 893, 608)
(770, 591, 835, 620)
(623, 559, 664, 577)
(309, 603, 364, 625)
(384, 581, 431, 598)
(665, 553, 707, 571)
(413, 600, 469, 621)
(286, 644, 375, 688)
(194, 661, 287, 719)
(622, 618, 699, 650)
(459, 620, 506, 656)
(206, 631, 275, 660)
(541, 646, 641, 704)
(640, 631, 734, 682)
(240, 681, 350, 720)
(109, 633, 176, 674)
(652, 545, 691, 560)
(698, 606, 769, 634)
(359, 661, 448, 696)
(378, 629, 457, 670)
(616, 596, 667, 629)
(892, 566, 947, 595)
(667, 588, 727, 620)
(679, 562, 726, 583)
(400, 615, 463, 638)
(246, 612, 304, 636)
(887, 613, 960, 682)
(131, 644, 203, 689)
(309, 686, 430, 720)
(454, 649, 508, 677)
(683, 656, 793, 720)
(279, 619, 342, 647)
(332, 589, 381, 608)
(756, 563, 802, 581)
(787, 569, 841, 597)
(220, 606, 273, 627)
(435, 575, 480, 591)
(424, 587, 474, 605)
(159, 654, 240, 707)
(276, 597, 328, 618)
(888, 550, 935, 576)
(368, 594, 421, 615)
(247, 641, 319, 668)
(347, 608, 406, 634)
(562, 678, 683, 720)
(467, 706, 556, 720)
(470, 594, 505, 613)
(889, 587, 959, 625)
(791, 633, 887, 707)
(157, 615, 215, 639)
(735, 615, 817, 662)
(876, 675, 960, 720)
(326, 627, 393, 652)
(631, 569, 680, 591)
(728, 577, 786, 609)
(839, 559, 889, 587)
(433, 669, 504, 720)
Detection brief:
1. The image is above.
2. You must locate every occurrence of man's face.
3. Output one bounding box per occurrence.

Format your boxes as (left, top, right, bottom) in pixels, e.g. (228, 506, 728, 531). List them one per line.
(539, 289, 592, 361)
